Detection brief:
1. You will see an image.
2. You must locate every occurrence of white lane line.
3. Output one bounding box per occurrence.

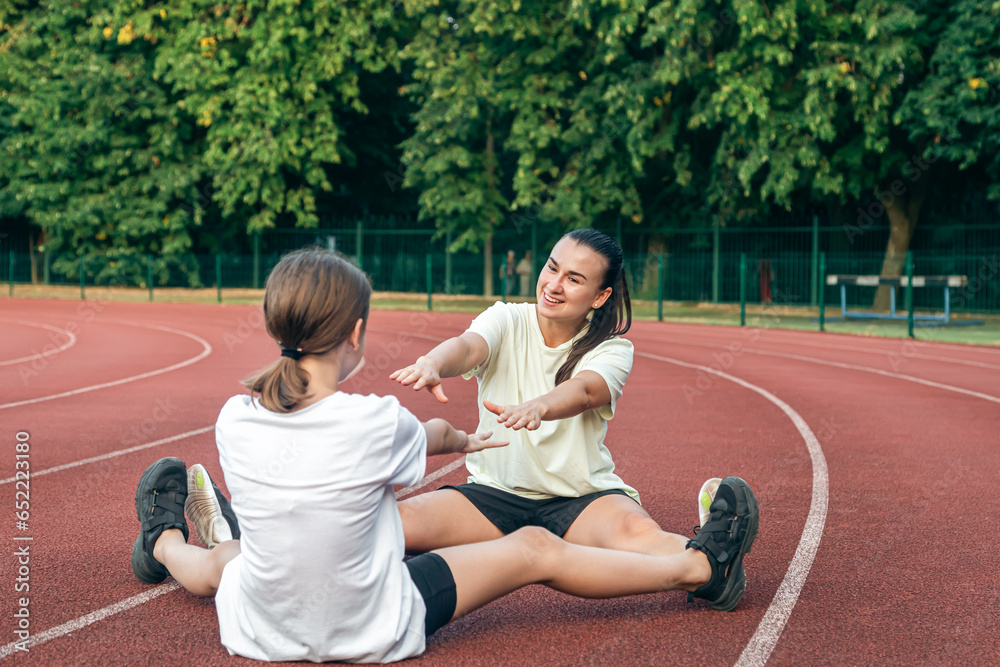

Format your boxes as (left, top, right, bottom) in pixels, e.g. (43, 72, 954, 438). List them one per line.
(0, 456, 465, 657)
(0, 320, 77, 367)
(0, 582, 184, 659)
(0, 323, 212, 410)
(722, 331, 1000, 371)
(636, 335, 1000, 405)
(0, 426, 215, 486)
(395, 457, 467, 499)
(636, 351, 828, 667)
(655, 321, 1000, 357)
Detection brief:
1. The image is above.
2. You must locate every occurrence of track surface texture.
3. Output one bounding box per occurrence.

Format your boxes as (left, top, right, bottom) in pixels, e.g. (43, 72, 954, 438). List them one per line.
(1, 298, 998, 666)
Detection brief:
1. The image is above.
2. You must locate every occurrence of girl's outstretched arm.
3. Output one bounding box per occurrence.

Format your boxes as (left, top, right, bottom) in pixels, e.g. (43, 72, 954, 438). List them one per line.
(422, 418, 508, 456)
(482, 370, 612, 431)
(391, 333, 488, 403)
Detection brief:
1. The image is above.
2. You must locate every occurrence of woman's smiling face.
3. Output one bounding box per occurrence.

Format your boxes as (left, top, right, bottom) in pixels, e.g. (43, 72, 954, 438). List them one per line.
(536, 238, 612, 322)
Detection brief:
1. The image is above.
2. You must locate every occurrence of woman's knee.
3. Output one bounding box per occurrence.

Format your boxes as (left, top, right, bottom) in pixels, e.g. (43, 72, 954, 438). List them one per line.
(616, 512, 663, 544)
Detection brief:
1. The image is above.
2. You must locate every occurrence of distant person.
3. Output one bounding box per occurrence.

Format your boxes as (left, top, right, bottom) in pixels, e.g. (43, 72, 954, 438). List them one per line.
(515, 251, 533, 296)
(504, 249, 516, 298)
(758, 259, 775, 304)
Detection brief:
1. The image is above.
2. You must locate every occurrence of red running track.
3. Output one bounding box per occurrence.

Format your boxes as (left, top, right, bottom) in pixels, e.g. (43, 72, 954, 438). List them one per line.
(0, 298, 998, 666)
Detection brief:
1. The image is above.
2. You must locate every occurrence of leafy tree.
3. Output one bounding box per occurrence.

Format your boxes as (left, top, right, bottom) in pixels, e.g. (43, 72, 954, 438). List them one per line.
(400, 0, 1000, 306)
(1, 0, 412, 285)
(0, 0, 209, 284)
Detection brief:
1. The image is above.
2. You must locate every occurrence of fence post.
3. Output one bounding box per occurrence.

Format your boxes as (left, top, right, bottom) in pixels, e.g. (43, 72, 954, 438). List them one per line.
(818, 252, 827, 332)
(8, 245, 13, 297)
(147, 255, 154, 301)
(445, 231, 453, 294)
(216, 254, 223, 303)
(252, 231, 261, 289)
(739, 253, 747, 326)
(712, 222, 720, 303)
(810, 214, 819, 306)
(356, 220, 364, 271)
(657, 253, 664, 322)
(905, 251, 914, 338)
(426, 253, 433, 311)
(43, 247, 50, 285)
(80, 256, 86, 300)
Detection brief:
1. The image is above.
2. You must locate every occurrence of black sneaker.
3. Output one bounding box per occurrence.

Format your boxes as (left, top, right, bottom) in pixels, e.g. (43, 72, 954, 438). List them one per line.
(685, 476, 759, 611)
(131, 457, 190, 584)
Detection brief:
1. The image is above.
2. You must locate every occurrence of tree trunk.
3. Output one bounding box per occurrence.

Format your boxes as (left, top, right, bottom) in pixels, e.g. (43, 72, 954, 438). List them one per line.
(29, 227, 39, 284)
(483, 119, 495, 297)
(643, 233, 668, 298)
(484, 233, 494, 297)
(872, 189, 925, 311)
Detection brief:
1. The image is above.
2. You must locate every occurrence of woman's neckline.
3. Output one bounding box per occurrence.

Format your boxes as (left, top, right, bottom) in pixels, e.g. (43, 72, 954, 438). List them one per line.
(530, 304, 589, 350)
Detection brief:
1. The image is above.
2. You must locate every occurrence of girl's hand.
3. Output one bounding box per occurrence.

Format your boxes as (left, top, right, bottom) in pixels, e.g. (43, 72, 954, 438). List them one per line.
(483, 399, 546, 431)
(462, 430, 509, 453)
(390, 357, 448, 403)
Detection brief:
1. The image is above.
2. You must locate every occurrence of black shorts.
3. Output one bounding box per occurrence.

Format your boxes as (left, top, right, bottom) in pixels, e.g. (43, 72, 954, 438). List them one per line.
(442, 483, 633, 537)
(404, 552, 457, 637)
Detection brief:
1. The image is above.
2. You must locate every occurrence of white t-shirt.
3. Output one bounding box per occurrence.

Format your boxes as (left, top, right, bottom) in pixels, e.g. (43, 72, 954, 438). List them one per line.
(463, 302, 637, 502)
(213, 392, 428, 663)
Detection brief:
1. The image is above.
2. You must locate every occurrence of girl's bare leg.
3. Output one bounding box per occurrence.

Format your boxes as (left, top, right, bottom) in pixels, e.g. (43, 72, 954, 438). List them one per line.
(152, 529, 241, 597)
(434, 526, 711, 621)
(399, 489, 504, 553)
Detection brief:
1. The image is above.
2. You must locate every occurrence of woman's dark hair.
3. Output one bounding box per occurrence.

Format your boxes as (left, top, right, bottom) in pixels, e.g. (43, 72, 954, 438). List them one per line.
(555, 228, 632, 385)
(243, 248, 372, 413)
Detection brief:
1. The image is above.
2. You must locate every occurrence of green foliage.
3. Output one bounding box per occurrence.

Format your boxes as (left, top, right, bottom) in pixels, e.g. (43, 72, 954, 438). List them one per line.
(0, 0, 206, 281)
(897, 0, 1000, 202)
(1, 0, 998, 269)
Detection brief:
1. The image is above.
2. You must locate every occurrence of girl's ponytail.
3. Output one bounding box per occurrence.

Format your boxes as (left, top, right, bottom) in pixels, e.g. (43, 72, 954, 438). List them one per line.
(243, 248, 371, 412)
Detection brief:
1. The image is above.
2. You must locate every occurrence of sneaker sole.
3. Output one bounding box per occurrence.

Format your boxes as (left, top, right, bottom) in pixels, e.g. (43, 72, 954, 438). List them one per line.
(186, 464, 234, 549)
(698, 478, 723, 528)
(710, 476, 759, 612)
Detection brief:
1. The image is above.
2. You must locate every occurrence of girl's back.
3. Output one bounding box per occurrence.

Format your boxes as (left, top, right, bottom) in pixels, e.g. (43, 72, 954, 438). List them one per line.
(213, 392, 430, 663)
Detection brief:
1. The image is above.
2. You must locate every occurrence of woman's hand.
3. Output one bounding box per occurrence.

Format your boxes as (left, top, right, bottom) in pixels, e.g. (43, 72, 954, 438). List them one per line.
(390, 357, 448, 403)
(483, 399, 546, 431)
(462, 429, 509, 453)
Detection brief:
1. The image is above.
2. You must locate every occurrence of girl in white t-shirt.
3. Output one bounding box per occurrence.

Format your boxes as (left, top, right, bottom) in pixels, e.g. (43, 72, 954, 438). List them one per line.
(392, 228, 759, 612)
(130, 247, 758, 662)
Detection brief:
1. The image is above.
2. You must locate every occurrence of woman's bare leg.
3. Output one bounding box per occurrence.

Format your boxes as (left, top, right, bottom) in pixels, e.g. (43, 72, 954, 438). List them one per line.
(152, 529, 241, 597)
(562, 494, 690, 556)
(434, 526, 711, 621)
(399, 489, 503, 552)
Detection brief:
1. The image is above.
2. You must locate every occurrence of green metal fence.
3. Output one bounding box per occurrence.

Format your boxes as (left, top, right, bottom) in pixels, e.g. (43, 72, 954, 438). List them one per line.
(2, 222, 999, 313)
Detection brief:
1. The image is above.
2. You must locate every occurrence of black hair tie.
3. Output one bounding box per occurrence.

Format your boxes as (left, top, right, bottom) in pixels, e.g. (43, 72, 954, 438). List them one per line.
(280, 347, 304, 360)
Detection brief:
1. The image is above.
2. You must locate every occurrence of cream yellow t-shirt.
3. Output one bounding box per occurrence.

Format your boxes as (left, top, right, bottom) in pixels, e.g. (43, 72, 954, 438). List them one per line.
(462, 302, 638, 502)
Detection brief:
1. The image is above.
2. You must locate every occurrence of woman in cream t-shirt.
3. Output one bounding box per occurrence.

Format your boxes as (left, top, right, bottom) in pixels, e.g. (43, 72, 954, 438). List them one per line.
(392, 229, 698, 558)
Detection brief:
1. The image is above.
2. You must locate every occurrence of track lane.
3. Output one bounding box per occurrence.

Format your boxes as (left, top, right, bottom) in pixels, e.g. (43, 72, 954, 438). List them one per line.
(0, 320, 77, 368)
(3, 302, 996, 665)
(627, 327, 1000, 665)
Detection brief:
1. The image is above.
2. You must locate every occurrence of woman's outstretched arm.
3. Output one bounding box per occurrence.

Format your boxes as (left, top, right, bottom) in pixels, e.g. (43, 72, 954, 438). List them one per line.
(390, 332, 488, 403)
(483, 370, 612, 431)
